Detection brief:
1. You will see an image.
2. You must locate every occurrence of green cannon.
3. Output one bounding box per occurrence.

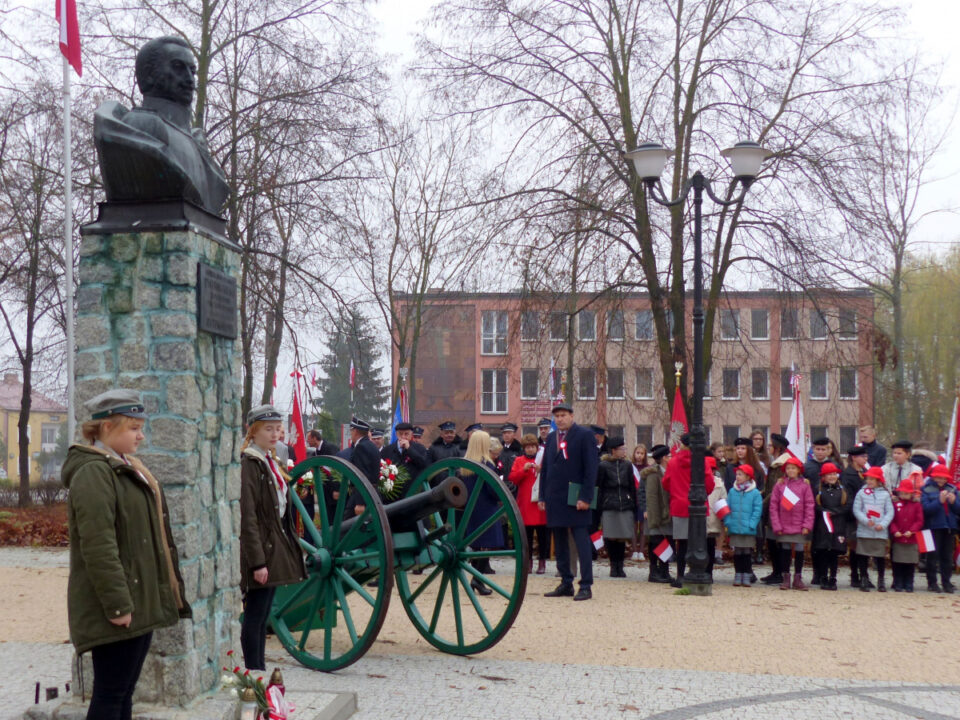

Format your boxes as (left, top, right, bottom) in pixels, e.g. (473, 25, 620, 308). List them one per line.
(269, 456, 529, 671)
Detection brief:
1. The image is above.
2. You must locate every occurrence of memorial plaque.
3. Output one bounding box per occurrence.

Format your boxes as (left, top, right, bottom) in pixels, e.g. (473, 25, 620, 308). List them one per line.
(197, 263, 238, 338)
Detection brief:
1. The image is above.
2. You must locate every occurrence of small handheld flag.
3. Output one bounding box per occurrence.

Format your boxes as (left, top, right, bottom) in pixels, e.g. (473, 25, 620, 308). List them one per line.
(654, 538, 674, 562)
(713, 498, 730, 520)
(822, 510, 834, 534)
(917, 528, 935, 554)
(591, 531, 604, 550)
(781, 486, 800, 511)
(632, 464, 642, 491)
(866, 508, 881, 520)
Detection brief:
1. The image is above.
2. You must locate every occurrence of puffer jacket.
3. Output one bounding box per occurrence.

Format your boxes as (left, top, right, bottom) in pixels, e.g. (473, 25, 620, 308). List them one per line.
(706, 477, 728, 536)
(643, 464, 671, 530)
(597, 455, 637, 512)
(724, 480, 762, 536)
(62, 444, 191, 654)
(239, 447, 307, 593)
(920, 479, 960, 530)
(812, 482, 850, 552)
(853, 486, 894, 539)
(662, 449, 715, 518)
(769, 476, 815, 536)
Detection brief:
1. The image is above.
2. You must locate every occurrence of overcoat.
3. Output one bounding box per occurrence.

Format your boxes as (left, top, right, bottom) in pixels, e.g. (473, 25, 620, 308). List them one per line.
(460, 459, 505, 548)
(538, 423, 599, 528)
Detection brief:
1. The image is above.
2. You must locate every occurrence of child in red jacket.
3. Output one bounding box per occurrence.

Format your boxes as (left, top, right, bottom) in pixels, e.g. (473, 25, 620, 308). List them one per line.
(890, 474, 924, 592)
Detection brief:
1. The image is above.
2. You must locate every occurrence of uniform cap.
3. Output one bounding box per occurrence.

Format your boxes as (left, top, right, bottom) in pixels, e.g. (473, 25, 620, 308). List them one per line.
(783, 456, 804, 469)
(930, 465, 953, 479)
(350, 417, 371, 432)
(412, 426, 425, 437)
(85, 389, 147, 420)
(770, 433, 790, 448)
(537, 417, 553, 428)
(438, 421, 456, 431)
(465, 422, 482, 433)
(371, 428, 385, 438)
(811, 436, 832, 447)
(247, 404, 281, 425)
(501, 423, 518, 433)
(897, 477, 917, 494)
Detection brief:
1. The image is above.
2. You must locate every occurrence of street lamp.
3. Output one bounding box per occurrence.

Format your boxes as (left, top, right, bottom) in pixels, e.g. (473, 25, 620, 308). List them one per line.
(625, 139, 771, 595)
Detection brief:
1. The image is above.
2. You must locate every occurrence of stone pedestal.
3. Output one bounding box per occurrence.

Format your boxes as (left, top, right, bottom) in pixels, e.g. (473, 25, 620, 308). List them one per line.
(73, 207, 242, 706)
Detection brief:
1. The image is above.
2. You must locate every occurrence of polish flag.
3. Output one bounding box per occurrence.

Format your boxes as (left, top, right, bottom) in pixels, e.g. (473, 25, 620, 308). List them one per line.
(56, 0, 82, 76)
(289, 369, 307, 463)
(591, 531, 604, 550)
(349, 359, 356, 389)
(953, 543, 960, 569)
(632, 464, 642, 491)
(713, 498, 730, 520)
(822, 511, 834, 534)
(866, 508, 881, 520)
(917, 529, 935, 554)
(668, 386, 689, 455)
(780, 486, 800, 511)
(784, 369, 807, 461)
(654, 538, 674, 562)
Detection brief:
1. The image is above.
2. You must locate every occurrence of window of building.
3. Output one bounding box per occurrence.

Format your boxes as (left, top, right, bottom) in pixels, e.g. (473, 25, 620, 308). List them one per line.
(839, 308, 857, 339)
(839, 367, 857, 399)
(635, 310, 653, 340)
(522, 425, 537, 437)
(578, 368, 596, 400)
(810, 369, 828, 399)
(635, 368, 654, 399)
(520, 310, 539, 341)
(578, 310, 596, 341)
(810, 425, 828, 441)
(607, 424, 624, 440)
(549, 312, 568, 341)
(781, 308, 799, 339)
(666, 309, 676, 339)
(751, 309, 769, 340)
(41, 424, 59, 445)
(751, 368, 769, 399)
(663, 425, 672, 444)
(607, 368, 625, 399)
(839, 426, 858, 453)
(481, 310, 508, 355)
(607, 310, 625, 341)
(720, 309, 740, 340)
(810, 310, 828, 340)
(481, 368, 508, 413)
(723, 425, 740, 445)
(521, 369, 539, 399)
(635, 425, 653, 447)
(702, 426, 712, 445)
(722, 368, 740, 399)
(780, 368, 793, 400)
(703, 370, 712, 398)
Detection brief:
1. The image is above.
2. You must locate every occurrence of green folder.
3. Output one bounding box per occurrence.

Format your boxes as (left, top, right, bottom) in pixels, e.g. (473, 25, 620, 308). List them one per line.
(567, 482, 598, 509)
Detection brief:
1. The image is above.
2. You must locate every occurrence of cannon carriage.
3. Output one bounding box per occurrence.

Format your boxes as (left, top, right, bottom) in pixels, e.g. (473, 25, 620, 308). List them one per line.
(268, 456, 529, 671)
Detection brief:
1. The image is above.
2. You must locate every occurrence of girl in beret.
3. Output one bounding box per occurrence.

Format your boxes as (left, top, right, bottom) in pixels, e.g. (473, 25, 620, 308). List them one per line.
(63, 391, 191, 720)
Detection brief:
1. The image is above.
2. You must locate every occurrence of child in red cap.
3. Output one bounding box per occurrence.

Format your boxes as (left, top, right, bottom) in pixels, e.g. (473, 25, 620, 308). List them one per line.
(890, 472, 923, 592)
(769, 456, 815, 590)
(853, 466, 894, 591)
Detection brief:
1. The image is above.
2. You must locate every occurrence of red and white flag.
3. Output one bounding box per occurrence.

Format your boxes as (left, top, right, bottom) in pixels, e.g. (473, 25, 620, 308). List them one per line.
(784, 369, 807, 461)
(289, 370, 307, 464)
(946, 390, 960, 484)
(654, 538, 674, 562)
(591, 530, 604, 550)
(310, 367, 317, 387)
(349, 359, 356, 389)
(632, 464, 642, 491)
(954, 542, 960, 569)
(56, 0, 82, 76)
(668, 385, 688, 454)
(917, 529, 935, 554)
(780, 486, 800, 511)
(866, 508, 881, 520)
(713, 498, 731, 520)
(822, 511, 834, 534)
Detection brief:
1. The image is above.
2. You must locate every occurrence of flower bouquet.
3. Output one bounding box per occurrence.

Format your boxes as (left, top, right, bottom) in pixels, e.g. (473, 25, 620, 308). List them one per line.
(378, 459, 409, 500)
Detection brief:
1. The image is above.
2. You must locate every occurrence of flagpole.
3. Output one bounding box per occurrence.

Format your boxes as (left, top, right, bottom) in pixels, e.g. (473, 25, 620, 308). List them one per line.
(63, 55, 76, 443)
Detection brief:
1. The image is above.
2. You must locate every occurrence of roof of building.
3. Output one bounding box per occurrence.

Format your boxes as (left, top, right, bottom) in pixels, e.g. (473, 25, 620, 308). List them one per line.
(0, 374, 67, 413)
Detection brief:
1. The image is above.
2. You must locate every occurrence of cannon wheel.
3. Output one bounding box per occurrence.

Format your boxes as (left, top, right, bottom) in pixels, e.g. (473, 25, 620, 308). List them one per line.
(394, 457, 528, 655)
(269, 456, 393, 672)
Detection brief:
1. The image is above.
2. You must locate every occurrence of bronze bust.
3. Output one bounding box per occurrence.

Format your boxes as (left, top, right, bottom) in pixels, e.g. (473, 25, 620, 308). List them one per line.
(93, 36, 230, 215)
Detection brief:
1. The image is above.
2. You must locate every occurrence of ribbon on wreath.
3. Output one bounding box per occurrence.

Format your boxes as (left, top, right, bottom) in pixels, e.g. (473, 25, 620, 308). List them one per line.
(266, 685, 295, 719)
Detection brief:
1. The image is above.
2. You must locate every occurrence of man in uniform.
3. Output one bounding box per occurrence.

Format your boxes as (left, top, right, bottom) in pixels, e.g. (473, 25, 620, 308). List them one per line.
(537, 418, 552, 446)
(346, 417, 380, 516)
(381, 422, 428, 480)
(460, 422, 482, 452)
(538, 402, 599, 601)
(370, 428, 386, 453)
(428, 421, 463, 464)
(412, 426, 426, 446)
(499, 423, 522, 478)
(590, 425, 608, 456)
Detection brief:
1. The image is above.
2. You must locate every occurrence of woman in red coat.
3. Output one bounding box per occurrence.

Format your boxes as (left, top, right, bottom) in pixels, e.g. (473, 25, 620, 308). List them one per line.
(661, 434, 715, 587)
(510, 434, 549, 574)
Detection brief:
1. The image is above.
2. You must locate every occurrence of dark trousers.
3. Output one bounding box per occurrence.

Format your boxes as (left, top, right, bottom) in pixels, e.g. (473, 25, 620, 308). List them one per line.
(733, 549, 752, 575)
(858, 554, 885, 581)
(926, 528, 955, 587)
(554, 526, 593, 588)
(675, 539, 688, 580)
(88, 631, 153, 720)
(706, 536, 717, 577)
(606, 539, 626, 564)
(779, 546, 805, 575)
(526, 524, 550, 561)
(241, 586, 277, 671)
(812, 549, 840, 581)
(892, 561, 916, 589)
(766, 539, 782, 576)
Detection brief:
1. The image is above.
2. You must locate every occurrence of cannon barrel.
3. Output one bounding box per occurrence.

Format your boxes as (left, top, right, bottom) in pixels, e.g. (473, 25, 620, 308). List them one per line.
(339, 475, 468, 535)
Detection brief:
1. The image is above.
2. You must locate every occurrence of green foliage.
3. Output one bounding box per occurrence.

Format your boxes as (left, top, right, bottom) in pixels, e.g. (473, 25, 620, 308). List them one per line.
(875, 247, 960, 444)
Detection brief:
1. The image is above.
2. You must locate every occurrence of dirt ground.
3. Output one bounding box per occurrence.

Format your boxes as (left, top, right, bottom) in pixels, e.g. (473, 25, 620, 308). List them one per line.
(6, 558, 959, 682)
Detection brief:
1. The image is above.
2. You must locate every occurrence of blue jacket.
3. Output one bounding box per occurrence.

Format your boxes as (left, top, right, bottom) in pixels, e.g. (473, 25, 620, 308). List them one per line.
(723, 480, 762, 536)
(920, 479, 960, 531)
(538, 423, 599, 528)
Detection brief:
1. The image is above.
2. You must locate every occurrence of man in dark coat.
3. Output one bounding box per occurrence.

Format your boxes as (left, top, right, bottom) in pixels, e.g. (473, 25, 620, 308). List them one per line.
(537, 418, 552, 446)
(381, 422, 428, 482)
(346, 417, 381, 516)
(841, 445, 868, 586)
(459, 422, 482, 452)
(538, 403, 599, 601)
(858, 425, 887, 468)
(306, 429, 339, 457)
(428, 421, 463, 464)
(499, 423, 523, 481)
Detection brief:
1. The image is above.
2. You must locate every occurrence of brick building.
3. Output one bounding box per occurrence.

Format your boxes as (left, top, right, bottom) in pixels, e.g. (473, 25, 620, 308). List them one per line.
(392, 289, 875, 452)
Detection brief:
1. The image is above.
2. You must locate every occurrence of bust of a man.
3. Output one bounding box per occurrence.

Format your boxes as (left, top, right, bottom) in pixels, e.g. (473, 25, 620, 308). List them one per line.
(93, 36, 230, 215)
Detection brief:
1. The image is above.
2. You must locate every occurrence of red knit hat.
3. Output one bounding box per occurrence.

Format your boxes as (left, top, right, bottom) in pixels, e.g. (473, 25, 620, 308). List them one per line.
(783, 456, 804, 469)
(736, 464, 755, 479)
(864, 466, 885, 482)
(930, 465, 953, 479)
(897, 477, 917, 494)
(819, 462, 840, 476)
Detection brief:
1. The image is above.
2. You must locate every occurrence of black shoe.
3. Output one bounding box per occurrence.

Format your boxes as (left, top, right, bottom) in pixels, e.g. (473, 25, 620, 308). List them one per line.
(944, 583, 955, 594)
(819, 580, 831, 591)
(749, 572, 758, 584)
(544, 583, 574, 597)
(762, 574, 783, 586)
(877, 581, 887, 593)
(849, 576, 860, 588)
(471, 578, 492, 596)
(811, 573, 822, 586)
(860, 584, 870, 592)
(906, 584, 914, 593)
(862, 577, 875, 589)
(573, 587, 592, 601)
(670, 579, 683, 588)
(928, 583, 942, 593)
(893, 586, 903, 592)
(828, 579, 838, 591)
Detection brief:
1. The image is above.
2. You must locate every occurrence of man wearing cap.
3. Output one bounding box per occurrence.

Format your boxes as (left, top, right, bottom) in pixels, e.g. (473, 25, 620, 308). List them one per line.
(499, 423, 522, 479)
(858, 425, 887, 468)
(842, 445, 869, 587)
(347, 418, 380, 512)
(382, 422, 428, 479)
(538, 402, 599, 601)
(459, 422, 482, 452)
(804, 437, 833, 498)
(428, 421, 463, 464)
(590, 425, 608, 457)
(882, 441, 921, 493)
(411, 426, 425, 447)
(370, 428, 386, 454)
(537, 418, 551, 446)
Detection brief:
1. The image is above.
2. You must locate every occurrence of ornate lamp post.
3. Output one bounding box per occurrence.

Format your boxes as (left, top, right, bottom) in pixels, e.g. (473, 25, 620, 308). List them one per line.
(625, 140, 771, 595)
